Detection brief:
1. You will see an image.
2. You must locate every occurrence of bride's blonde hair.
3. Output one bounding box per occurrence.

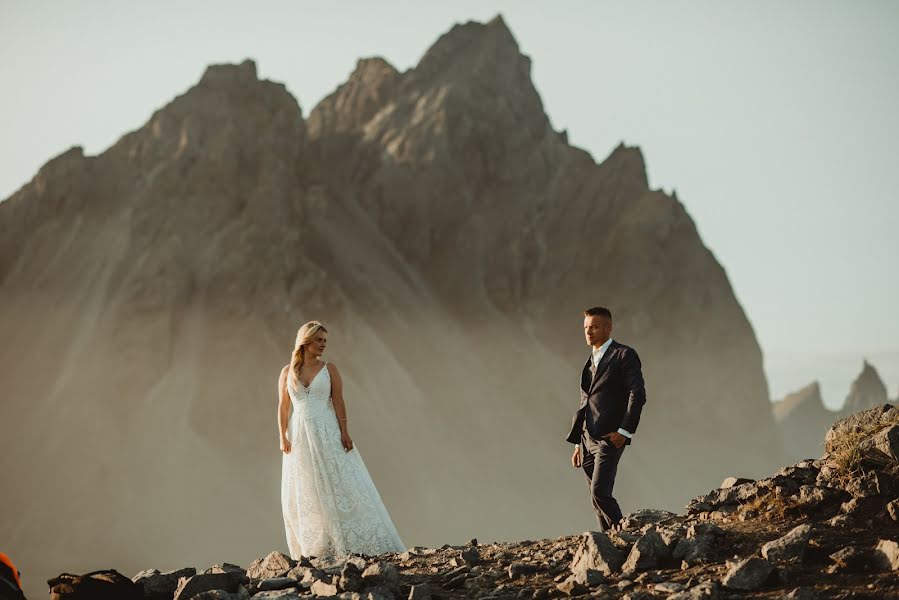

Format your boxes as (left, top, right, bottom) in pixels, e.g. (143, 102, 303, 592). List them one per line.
(289, 320, 328, 387)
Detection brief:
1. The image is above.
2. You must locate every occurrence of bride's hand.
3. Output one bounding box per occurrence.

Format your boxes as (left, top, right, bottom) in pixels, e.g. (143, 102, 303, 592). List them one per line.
(280, 436, 291, 454)
(341, 431, 354, 452)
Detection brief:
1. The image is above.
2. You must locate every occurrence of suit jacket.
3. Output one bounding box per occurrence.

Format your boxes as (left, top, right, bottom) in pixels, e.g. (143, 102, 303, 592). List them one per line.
(565, 340, 647, 445)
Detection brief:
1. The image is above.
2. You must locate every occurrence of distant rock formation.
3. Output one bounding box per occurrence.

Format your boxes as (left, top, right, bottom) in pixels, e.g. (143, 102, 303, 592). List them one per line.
(843, 360, 889, 415)
(772, 381, 838, 463)
(0, 15, 781, 600)
(773, 361, 892, 465)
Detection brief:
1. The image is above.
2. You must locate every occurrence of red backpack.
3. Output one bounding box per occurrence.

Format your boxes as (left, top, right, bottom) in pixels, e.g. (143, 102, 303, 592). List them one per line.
(0, 551, 26, 600)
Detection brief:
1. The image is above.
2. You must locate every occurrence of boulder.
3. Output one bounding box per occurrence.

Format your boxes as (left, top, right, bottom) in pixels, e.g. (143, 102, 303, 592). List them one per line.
(760, 524, 813, 562)
(247, 552, 295, 580)
(618, 509, 677, 530)
(721, 557, 773, 590)
(886, 498, 899, 521)
(338, 563, 363, 593)
(256, 577, 301, 592)
(132, 567, 197, 600)
(621, 529, 670, 576)
(361, 561, 399, 587)
(828, 546, 872, 573)
(407, 583, 432, 600)
(173, 572, 241, 600)
(310, 579, 339, 596)
(873, 425, 899, 460)
(568, 531, 624, 577)
(720, 477, 754, 489)
(874, 539, 899, 571)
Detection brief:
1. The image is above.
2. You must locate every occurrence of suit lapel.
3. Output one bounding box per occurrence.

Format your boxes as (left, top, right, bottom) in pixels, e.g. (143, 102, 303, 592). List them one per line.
(580, 355, 593, 393)
(589, 340, 617, 391)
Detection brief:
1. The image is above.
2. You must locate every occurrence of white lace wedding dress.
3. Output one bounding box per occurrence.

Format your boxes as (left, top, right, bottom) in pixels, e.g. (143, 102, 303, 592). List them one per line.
(281, 362, 406, 559)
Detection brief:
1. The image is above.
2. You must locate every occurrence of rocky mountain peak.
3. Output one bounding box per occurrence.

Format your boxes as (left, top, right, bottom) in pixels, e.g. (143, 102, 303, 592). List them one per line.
(601, 142, 650, 188)
(198, 58, 259, 88)
(773, 380, 824, 422)
(415, 15, 519, 76)
(409, 14, 538, 106)
(844, 360, 889, 415)
(307, 57, 401, 138)
(111, 57, 305, 173)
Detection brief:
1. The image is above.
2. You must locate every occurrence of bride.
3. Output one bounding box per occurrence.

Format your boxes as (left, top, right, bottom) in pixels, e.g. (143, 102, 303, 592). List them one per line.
(279, 320, 406, 559)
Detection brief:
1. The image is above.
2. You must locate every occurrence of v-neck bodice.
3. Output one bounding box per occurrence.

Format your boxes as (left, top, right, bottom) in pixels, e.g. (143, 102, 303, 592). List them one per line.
(288, 362, 332, 420)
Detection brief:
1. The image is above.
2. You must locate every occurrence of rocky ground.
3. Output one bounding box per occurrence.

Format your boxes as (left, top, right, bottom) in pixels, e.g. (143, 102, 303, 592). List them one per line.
(60, 405, 899, 599)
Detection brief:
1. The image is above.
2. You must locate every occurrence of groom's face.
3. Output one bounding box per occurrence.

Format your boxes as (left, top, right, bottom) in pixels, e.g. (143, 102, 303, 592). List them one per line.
(584, 315, 612, 346)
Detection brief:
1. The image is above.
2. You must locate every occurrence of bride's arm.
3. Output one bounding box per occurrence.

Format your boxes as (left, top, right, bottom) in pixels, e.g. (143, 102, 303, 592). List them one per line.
(327, 363, 353, 448)
(277, 366, 290, 440)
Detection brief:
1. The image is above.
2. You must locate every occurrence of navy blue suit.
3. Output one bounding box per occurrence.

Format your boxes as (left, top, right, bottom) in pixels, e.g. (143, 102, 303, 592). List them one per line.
(566, 340, 647, 530)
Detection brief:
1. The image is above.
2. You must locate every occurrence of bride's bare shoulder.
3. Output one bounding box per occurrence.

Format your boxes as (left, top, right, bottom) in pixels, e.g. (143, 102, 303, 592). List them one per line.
(279, 364, 290, 379)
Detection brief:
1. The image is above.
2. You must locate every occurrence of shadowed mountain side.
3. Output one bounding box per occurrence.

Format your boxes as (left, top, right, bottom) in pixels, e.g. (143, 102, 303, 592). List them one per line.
(0, 16, 781, 600)
(773, 382, 838, 464)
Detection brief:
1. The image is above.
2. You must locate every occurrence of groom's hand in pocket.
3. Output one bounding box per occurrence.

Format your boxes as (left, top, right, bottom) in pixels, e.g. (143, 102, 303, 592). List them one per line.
(571, 445, 581, 468)
(603, 432, 627, 448)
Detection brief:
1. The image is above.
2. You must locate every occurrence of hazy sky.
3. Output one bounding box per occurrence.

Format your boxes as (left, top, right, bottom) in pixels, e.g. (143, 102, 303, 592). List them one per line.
(2, 1, 897, 407)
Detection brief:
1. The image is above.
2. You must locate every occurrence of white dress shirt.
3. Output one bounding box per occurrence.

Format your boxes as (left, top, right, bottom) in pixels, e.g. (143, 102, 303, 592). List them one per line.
(588, 337, 633, 440)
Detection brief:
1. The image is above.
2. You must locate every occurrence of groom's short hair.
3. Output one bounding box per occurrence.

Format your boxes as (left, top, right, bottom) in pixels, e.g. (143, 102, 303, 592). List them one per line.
(584, 306, 612, 322)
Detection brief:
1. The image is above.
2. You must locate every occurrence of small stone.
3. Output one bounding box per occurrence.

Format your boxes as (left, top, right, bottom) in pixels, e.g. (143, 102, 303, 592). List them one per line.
(828, 545, 871, 573)
(133, 567, 197, 599)
(783, 588, 819, 599)
(570, 567, 603, 587)
(621, 528, 670, 576)
(257, 577, 301, 592)
(828, 514, 852, 528)
(555, 577, 587, 596)
(339, 564, 363, 593)
(887, 498, 899, 521)
(366, 586, 395, 600)
(311, 580, 339, 597)
(720, 477, 754, 489)
(247, 552, 296, 579)
(721, 557, 773, 590)
(653, 581, 685, 593)
(874, 539, 899, 571)
(688, 581, 719, 598)
(873, 425, 899, 460)
(568, 531, 624, 577)
(760, 524, 813, 562)
(460, 547, 481, 566)
(617, 508, 678, 530)
(362, 562, 399, 586)
(444, 574, 467, 589)
(507, 562, 538, 579)
(840, 498, 861, 514)
(173, 573, 241, 600)
(673, 532, 715, 566)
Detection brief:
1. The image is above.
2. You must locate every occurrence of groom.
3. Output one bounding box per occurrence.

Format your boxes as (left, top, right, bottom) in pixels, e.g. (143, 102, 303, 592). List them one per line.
(566, 306, 647, 531)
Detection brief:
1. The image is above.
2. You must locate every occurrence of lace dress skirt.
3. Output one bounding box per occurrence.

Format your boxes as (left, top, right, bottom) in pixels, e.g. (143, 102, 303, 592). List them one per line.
(281, 364, 406, 558)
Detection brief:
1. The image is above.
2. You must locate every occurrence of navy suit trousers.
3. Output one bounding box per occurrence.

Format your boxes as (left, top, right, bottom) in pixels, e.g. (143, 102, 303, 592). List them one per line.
(580, 431, 625, 531)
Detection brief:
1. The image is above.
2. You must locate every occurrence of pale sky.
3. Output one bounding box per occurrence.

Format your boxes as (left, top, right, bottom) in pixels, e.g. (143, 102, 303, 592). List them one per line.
(2, 1, 897, 407)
